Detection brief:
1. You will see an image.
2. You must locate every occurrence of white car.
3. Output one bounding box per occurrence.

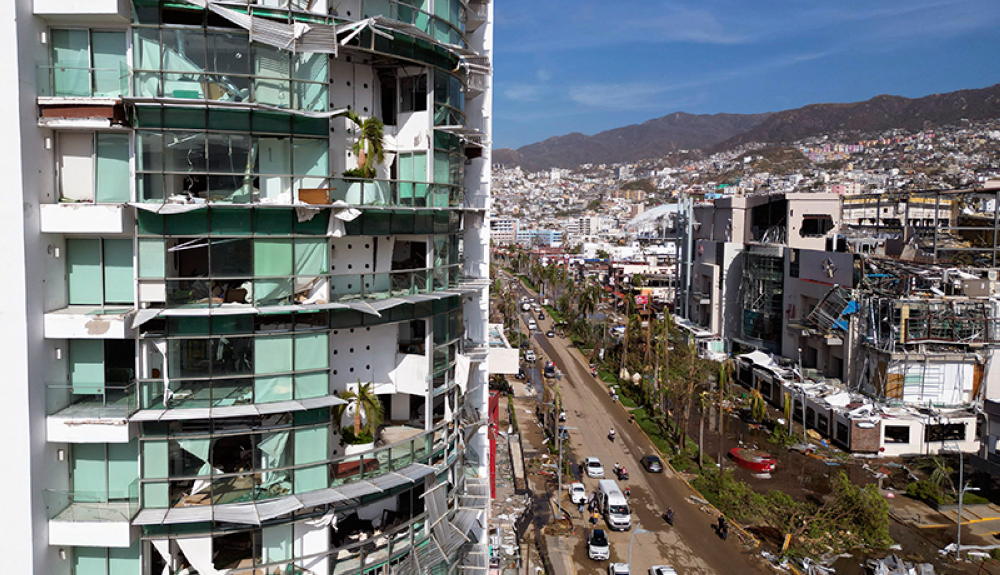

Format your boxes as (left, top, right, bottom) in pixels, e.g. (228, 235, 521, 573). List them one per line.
(609, 564, 630, 575)
(524, 350, 536, 362)
(569, 482, 587, 505)
(587, 529, 610, 561)
(584, 457, 604, 478)
(649, 567, 678, 575)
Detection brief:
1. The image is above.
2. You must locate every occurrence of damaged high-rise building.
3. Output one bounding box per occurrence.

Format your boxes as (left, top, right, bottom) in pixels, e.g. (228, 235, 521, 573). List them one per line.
(0, 0, 493, 573)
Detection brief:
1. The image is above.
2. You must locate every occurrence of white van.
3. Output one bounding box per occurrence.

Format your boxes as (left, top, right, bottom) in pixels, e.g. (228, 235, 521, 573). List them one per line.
(597, 479, 631, 531)
(527, 319, 538, 331)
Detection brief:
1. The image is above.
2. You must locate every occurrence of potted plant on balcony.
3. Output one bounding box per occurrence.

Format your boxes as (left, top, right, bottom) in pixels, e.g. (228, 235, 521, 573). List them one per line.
(335, 380, 385, 454)
(342, 110, 387, 204)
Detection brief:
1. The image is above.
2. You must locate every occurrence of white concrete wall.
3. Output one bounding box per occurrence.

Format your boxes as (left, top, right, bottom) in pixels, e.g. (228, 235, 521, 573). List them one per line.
(48, 519, 137, 548)
(39, 204, 131, 235)
(1, 1, 67, 572)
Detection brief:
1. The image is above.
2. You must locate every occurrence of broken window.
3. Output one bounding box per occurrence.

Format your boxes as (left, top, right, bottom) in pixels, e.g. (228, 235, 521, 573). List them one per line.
(835, 422, 849, 444)
(816, 414, 829, 434)
(131, 23, 327, 110)
(400, 73, 427, 113)
(789, 248, 799, 278)
(135, 121, 328, 204)
(433, 69, 464, 125)
(391, 240, 428, 271)
(884, 425, 910, 444)
(925, 423, 966, 443)
(399, 319, 427, 355)
(800, 215, 834, 237)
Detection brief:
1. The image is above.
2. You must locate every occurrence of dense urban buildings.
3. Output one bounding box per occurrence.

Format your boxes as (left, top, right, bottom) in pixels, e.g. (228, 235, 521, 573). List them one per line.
(0, 0, 492, 573)
(490, 115, 1000, 461)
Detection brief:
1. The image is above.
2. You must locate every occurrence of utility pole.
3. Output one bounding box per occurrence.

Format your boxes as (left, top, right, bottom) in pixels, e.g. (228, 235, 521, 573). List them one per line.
(798, 347, 806, 443)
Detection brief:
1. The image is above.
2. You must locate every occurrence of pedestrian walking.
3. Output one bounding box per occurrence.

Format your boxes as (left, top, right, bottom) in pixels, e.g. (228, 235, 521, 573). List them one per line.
(578, 502, 585, 515)
(591, 510, 600, 526)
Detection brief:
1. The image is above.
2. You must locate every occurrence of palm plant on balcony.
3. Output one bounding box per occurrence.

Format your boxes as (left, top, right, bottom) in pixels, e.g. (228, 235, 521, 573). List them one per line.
(342, 110, 386, 180)
(335, 381, 385, 445)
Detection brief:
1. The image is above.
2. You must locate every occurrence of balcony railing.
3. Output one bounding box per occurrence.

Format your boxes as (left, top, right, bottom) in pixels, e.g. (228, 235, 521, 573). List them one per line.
(37, 63, 130, 99)
(357, 0, 465, 47)
(140, 422, 458, 509)
(136, 177, 463, 209)
(43, 479, 139, 522)
(46, 381, 139, 419)
(152, 263, 464, 309)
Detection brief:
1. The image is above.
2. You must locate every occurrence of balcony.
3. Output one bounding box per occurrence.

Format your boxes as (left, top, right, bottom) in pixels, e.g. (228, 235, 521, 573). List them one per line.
(143, 264, 464, 311)
(131, 380, 347, 421)
(34, 0, 130, 23)
(37, 64, 130, 128)
(465, 70, 486, 99)
(137, 178, 463, 209)
(45, 483, 139, 548)
(44, 306, 134, 340)
(465, 0, 489, 33)
(133, 424, 458, 525)
(40, 203, 133, 234)
(47, 382, 138, 443)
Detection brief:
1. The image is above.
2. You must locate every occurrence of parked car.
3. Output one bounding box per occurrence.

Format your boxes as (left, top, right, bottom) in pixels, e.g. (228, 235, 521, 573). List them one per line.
(570, 482, 587, 505)
(524, 350, 536, 362)
(649, 567, 678, 575)
(584, 457, 605, 478)
(608, 563, 630, 575)
(640, 455, 663, 473)
(515, 367, 526, 380)
(587, 529, 610, 561)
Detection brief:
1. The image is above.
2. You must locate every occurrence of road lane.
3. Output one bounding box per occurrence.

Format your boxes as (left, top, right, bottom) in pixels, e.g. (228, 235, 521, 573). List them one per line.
(514, 284, 767, 575)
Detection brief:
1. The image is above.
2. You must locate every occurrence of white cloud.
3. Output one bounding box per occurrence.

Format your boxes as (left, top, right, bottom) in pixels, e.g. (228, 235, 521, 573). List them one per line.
(504, 85, 544, 102)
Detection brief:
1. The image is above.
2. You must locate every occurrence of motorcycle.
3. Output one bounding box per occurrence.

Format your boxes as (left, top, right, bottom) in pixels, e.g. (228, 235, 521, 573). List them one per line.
(616, 468, 629, 481)
(608, 429, 616, 442)
(662, 509, 674, 526)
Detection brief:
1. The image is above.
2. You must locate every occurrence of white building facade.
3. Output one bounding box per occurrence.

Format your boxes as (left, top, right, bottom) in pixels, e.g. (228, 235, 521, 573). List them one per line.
(0, 0, 493, 573)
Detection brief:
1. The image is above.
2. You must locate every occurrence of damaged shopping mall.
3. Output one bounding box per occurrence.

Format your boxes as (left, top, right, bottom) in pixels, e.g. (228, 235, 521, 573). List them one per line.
(0, 0, 494, 573)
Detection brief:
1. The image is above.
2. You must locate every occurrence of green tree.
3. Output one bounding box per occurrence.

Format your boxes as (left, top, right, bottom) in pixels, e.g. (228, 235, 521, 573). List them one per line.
(335, 381, 385, 443)
(344, 111, 386, 179)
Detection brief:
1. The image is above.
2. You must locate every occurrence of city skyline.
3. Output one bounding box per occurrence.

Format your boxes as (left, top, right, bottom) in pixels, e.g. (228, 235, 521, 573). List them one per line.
(493, 0, 1000, 149)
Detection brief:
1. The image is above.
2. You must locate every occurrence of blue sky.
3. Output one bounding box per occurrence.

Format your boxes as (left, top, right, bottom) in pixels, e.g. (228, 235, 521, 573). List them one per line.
(492, 0, 1000, 149)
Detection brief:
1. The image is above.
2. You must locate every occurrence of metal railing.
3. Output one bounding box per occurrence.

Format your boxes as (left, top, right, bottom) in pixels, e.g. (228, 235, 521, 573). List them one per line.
(140, 422, 458, 509)
(135, 177, 463, 208)
(46, 381, 139, 418)
(37, 63, 130, 99)
(43, 479, 140, 522)
(154, 263, 464, 308)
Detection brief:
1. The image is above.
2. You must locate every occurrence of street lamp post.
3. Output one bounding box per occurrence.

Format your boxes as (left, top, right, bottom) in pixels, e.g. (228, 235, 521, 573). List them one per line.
(628, 523, 653, 571)
(956, 450, 979, 559)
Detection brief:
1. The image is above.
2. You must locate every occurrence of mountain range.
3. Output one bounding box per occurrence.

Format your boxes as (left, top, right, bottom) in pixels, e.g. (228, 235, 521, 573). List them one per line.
(493, 83, 1000, 172)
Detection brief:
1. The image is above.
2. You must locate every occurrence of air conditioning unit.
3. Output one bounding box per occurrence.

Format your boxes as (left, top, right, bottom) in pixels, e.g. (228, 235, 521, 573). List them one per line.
(989, 270, 998, 281)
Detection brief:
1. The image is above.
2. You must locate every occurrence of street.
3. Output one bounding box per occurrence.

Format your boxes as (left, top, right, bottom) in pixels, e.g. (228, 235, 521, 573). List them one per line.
(511, 280, 768, 575)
